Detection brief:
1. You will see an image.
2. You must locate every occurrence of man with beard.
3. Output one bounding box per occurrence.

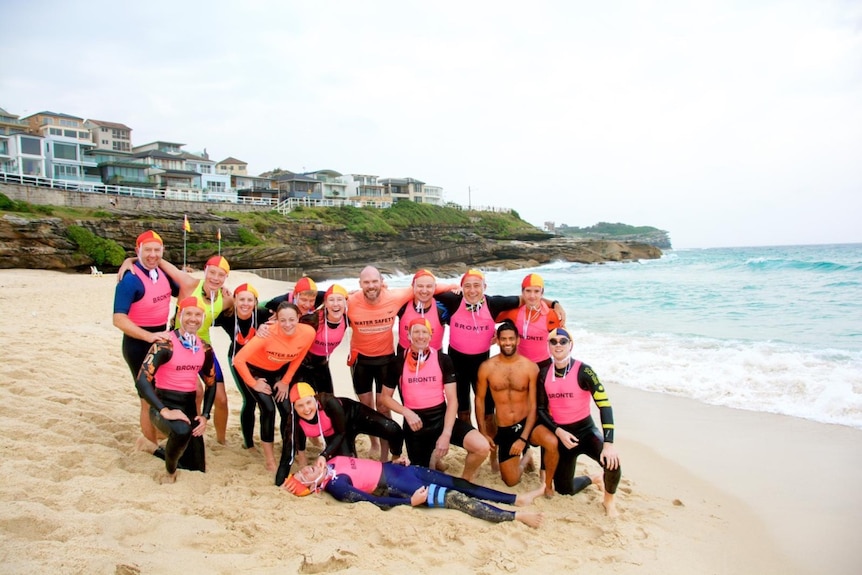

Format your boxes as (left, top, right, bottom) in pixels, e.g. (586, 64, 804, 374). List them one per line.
(346, 266, 453, 461)
(475, 321, 559, 496)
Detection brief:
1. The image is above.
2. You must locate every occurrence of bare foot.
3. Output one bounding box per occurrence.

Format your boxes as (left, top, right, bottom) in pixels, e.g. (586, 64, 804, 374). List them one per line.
(514, 511, 543, 528)
(543, 485, 555, 498)
(590, 473, 604, 492)
(159, 472, 178, 484)
(216, 438, 227, 446)
(514, 485, 547, 507)
(264, 457, 277, 472)
(134, 436, 158, 454)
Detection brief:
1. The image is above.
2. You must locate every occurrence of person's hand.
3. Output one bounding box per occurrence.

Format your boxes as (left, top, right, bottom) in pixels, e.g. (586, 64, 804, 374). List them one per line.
(160, 407, 190, 424)
(410, 486, 428, 506)
(556, 428, 579, 449)
(116, 257, 136, 282)
(147, 330, 170, 344)
(256, 323, 271, 339)
(253, 378, 271, 394)
(274, 382, 288, 402)
(391, 454, 410, 466)
(600, 442, 619, 470)
(403, 409, 423, 432)
(221, 286, 232, 299)
(510, 437, 527, 457)
(553, 302, 566, 326)
(481, 433, 496, 451)
(192, 415, 208, 436)
(433, 434, 450, 461)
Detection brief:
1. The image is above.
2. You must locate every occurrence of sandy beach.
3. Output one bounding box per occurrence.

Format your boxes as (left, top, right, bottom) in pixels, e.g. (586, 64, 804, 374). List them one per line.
(0, 268, 859, 574)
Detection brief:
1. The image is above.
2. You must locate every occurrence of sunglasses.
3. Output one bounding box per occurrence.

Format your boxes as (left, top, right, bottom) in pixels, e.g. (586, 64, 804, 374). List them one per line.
(549, 338, 570, 346)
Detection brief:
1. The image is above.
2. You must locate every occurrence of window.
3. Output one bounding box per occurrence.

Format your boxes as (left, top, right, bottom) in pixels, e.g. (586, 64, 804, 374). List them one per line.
(50, 128, 62, 135)
(22, 158, 42, 175)
(53, 164, 79, 178)
(20, 137, 41, 155)
(54, 143, 78, 161)
(112, 141, 130, 151)
(101, 127, 109, 133)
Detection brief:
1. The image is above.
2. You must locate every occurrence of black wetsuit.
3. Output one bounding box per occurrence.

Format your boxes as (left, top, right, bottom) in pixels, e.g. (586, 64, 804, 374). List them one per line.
(135, 335, 217, 474)
(537, 360, 621, 496)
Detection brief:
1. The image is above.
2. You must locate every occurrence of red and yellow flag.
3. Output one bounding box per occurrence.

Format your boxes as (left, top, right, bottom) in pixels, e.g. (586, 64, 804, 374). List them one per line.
(217, 228, 221, 241)
(183, 214, 191, 233)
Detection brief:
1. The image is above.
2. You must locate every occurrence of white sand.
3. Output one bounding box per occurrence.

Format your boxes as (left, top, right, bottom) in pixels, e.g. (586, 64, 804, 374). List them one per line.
(0, 269, 859, 574)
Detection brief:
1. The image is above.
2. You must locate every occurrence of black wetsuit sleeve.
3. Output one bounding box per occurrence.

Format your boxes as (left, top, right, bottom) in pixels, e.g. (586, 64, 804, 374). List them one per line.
(265, 294, 287, 314)
(135, 341, 174, 412)
(535, 364, 557, 432)
(435, 299, 451, 324)
(319, 394, 348, 459)
(578, 363, 615, 443)
(200, 346, 217, 419)
(325, 475, 411, 509)
(438, 353, 457, 384)
(435, 292, 462, 316)
(487, 295, 522, 318)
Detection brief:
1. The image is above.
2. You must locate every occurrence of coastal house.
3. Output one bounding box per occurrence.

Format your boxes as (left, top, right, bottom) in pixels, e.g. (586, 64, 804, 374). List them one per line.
(21, 111, 98, 183)
(274, 172, 321, 201)
(84, 119, 132, 152)
(216, 157, 247, 176)
(380, 177, 441, 204)
(306, 169, 349, 200)
(232, 173, 278, 204)
(0, 107, 44, 176)
(182, 150, 234, 202)
(133, 141, 202, 199)
(86, 148, 153, 188)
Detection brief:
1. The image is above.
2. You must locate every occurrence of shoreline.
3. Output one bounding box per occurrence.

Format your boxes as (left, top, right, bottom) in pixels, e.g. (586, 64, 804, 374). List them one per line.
(0, 268, 858, 573)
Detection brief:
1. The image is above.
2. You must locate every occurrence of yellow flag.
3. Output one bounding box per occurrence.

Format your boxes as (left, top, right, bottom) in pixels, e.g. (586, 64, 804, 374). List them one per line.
(183, 214, 191, 233)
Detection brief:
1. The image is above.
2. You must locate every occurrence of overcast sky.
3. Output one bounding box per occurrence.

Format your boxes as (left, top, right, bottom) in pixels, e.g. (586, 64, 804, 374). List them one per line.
(2, 0, 860, 248)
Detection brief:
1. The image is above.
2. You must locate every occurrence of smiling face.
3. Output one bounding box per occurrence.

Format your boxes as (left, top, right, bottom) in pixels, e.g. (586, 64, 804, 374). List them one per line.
(136, 241, 164, 271)
(277, 306, 299, 335)
(294, 396, 317, 420)
(409, 324, 432, 351)
(203, 264, 228, 292)
(325, 292, 346, 320)
(461, 278, 485, 305)
(235, 291, 257, 319)
(359, 267, 382, 302)
(548, 335, 573, 363)
(412, 276, 435, 305)
(294, 291, 317, 314)
(497, 328, 519, 357)
(179, 306, 205, 335)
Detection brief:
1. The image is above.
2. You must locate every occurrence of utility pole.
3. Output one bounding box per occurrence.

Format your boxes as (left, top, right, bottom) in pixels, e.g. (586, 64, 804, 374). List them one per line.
(468, 186, 472, 210)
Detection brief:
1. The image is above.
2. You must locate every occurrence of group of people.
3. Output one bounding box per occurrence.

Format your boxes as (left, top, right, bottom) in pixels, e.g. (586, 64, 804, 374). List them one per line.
(112, 229, 623, 520)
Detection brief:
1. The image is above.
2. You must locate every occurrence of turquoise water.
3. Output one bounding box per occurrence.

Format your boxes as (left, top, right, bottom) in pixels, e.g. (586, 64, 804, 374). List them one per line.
(354, 243, 862, 429)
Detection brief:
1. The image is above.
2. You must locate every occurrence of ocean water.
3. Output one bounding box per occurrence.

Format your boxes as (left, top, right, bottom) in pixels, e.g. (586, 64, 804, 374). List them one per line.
(330, 243, 862, 430)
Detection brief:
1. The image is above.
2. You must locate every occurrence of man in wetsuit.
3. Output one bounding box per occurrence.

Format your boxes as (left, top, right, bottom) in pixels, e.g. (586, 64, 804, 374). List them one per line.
(537, 327, 620, 515)
(135, 296, 217, 483)
(282, 455, 544, 528)
(476, 321, 559, 496)
(113, 230, 178, 454)
(380, 318, 490, 481)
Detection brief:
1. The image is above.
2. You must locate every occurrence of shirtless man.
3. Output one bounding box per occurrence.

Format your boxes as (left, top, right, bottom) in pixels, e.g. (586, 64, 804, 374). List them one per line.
(476, 321, 559, 495)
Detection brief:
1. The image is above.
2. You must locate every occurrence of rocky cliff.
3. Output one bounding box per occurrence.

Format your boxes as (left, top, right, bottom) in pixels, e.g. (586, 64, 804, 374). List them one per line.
(0, 210, 662, 280)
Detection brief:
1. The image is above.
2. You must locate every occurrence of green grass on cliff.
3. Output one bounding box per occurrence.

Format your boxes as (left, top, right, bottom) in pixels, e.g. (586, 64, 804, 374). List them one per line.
(283, 201, 542, 238)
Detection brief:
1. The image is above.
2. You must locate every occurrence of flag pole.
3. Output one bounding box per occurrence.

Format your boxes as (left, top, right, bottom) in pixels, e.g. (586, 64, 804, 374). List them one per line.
(183, 214, 188, 270)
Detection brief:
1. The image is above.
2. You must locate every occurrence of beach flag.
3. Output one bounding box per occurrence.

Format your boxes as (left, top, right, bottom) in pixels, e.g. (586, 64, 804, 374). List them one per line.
(217, 228, 221, 241)
(183, 214, 191, 233)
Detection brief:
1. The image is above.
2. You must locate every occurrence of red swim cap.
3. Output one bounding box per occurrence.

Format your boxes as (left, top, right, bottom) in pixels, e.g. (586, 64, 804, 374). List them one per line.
(205, 255, 230, 273)
(293, 276, 317, 294)
(136, 230, 163, 248)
